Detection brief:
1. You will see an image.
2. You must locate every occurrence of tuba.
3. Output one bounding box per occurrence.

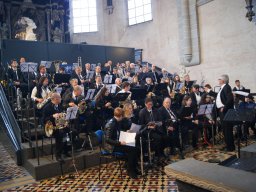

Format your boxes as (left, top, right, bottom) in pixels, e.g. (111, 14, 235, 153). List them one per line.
(45, 113, 68, 137)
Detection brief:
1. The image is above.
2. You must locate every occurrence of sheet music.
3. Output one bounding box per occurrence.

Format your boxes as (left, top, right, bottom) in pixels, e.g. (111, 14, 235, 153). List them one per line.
(106, 84, 117, 94)
(66, 106, 78, 120)
(56, 87, 62, 94)
(86, 71, 94, 79)
(91, 64, 96, 71)
(20, 63, 38, 72)
(85, 89, 96, 100)
(233, 91, 249, 97)
(119, 131, 136, 147)
(40, 61, 52, 68)
(129, 123, 141, 134)
(104, 74, 113, 84)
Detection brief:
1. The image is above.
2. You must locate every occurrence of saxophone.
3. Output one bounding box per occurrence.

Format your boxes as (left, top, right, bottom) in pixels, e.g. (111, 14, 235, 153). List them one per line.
(36, 85, 60, 109)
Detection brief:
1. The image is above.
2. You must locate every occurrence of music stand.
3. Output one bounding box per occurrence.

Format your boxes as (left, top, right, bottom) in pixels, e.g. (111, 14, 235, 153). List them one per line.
(106, 84, 117, 94)
(224, 108, 255, 158)
(72, 63, 79, 70)
(85, 89, 96, 100)
(131, 88, 147, 101)
(86, 71, 94, 80)
(20, 62, 38, 97)
(65, 106, 79, 176)
(198, 104, 215, 146)
(91, 64, 96, 71)
(103, 74, 113, 84)
(115, 92, 130, 102)
(40, 61, 52, 69)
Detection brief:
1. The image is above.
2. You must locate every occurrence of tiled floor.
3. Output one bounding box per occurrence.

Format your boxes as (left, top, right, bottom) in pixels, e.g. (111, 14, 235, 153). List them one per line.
(1, 135, 255, 192)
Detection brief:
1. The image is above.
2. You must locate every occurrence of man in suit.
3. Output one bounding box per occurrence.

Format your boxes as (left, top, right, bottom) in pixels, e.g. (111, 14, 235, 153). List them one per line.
(43, 93, 70, 161)
(189, 84, 201, 110)
(139, 98, 166, 159)
(216, 74, 235, 151)
(37, 65, 52, 84)
(71, 66, 85, 85)
(150, 64, 160, 84)
(114, 78, 122, 94)
(63, 85, 85, 109)
(90, 75, 104, 96)
(158, 97, 179, 155)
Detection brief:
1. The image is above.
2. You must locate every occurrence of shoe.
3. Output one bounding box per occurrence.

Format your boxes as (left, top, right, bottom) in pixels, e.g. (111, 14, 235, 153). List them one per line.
(128, 171, 138, 179)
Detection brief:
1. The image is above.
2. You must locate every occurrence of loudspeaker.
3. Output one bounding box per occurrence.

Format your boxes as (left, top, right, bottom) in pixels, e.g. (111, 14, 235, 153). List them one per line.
(107, 0, 113, 7)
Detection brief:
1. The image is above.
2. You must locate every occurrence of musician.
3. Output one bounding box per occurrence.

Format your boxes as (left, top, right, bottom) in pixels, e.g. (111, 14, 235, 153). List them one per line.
(150, 64, 160, 84)
(144, 77, 155, 93)
(71, 66, 85, 85)
(122, 71, 133, 83)
(8, 59, 24, 87)
(82, 63, 91, 76)
(115, 78, 122, 94)
(104, 107, 138, 179)
(139, 98, 166, 159)
(111, 67, 120, 84)
(91, 75, 104, 95)
(158, 98, 179, 155)
(203, 84, 217, 99)
(238, 94, 256, 140)
(178, 95, 199, 149)
(62, 78, 78, 99)
(95, 87, 114, 124)
(189, 84, 201, 109)
(37, 65, 51, 84)
(63, 85, 84, 109)
(104, 60, 113, 74)
(160, 68, 172, 80)
(216, 74, 235, 151)
(43, 93, 70, 161)
(131, 75, 140, 88)
(172, 74, 182, 91)
(233, 80, 246, 106)
(31, 77, 51, 110)
(92, 66, 104, 82)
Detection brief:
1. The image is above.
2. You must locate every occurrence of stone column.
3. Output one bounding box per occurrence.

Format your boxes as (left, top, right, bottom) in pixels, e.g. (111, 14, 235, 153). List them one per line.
(181, 0, 192, 63)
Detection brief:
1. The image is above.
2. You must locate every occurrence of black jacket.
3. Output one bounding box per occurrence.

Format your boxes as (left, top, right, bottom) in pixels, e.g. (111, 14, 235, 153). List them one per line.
(42, 102, 63, 125)
(220, 84, 234, 113)
(62, 92, 85, 109)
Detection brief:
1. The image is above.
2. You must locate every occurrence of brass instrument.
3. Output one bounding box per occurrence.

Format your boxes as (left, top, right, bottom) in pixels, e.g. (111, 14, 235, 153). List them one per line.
(180, 84, 186, 95)
(78, 100, 86, 114)
(45, 112, 68, 137)
(36, 85, 60, 109)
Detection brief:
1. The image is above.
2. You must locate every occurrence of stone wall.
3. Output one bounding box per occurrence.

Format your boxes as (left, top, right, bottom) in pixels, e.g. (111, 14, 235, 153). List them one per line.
(71, 0, 256, 91)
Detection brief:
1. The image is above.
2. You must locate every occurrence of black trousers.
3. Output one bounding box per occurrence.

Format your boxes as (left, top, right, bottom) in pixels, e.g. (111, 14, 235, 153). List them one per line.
(113, 145, 138, 174)
(180, 121, 199, 148)
(219, 111, 235, 150)
(54, 129, 69, 157)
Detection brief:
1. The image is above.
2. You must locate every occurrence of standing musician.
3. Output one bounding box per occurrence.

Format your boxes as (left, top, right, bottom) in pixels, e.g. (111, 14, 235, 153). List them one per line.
(178, 95, 199, 149)
(43, 93, 70, 161)
(158, 98, 179, 155)
(216, 74, 235, 152)
(104, 107, 139, 179)
(139, 98, 167, 159)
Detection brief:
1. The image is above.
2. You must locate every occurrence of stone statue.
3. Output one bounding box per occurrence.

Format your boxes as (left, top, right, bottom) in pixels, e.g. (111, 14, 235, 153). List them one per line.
(52, 27, 62, 43)
(0, 23, 8, 39)
(15, 17, 37, 41)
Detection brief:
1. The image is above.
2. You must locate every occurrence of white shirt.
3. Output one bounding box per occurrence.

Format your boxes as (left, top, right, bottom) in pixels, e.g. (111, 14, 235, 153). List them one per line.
(195, 92, 201, 105)
(31, 86, 50, 101)
(216, 84, 226, 108)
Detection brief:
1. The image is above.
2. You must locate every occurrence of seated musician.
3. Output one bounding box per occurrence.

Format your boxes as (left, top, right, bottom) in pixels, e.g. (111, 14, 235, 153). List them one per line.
(94, 87, 114, 125)
(62, 78, 79, 99)
(43, 93, 70, 161)
(63, 85, 84, 109)
(91, 75, 104, 95)
(139, 98, 167, 160)
(144, 77, 154, 93)
(238, 94, 256, 140)
(233, 80, 246, 107)
(158, 98, 179, 155)
(111, 67, 120, 84)
(115, 78, 122, 94)
(198, 94, 216, 142)
(37, 65, 51, 84)
(31, 77, 51, 107)
(104, 107, 138, 179)
(189, 84, 202, 110)
(71, 66, 85, 85)
(178, 95, 199, 149)
(203, 84, 217, 99)
(122, 102, 139, 130)
(150, 64, 160, 84)
(92, 66, 104, 82)
(131, 75, 140, 88)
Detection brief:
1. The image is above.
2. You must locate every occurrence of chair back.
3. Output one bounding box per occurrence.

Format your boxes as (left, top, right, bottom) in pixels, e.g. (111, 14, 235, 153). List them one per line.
(95, 130, 104, 145)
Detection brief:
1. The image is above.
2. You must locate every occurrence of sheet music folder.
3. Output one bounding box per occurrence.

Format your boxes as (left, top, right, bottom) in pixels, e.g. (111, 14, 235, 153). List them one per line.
(198, 104, 214, 116)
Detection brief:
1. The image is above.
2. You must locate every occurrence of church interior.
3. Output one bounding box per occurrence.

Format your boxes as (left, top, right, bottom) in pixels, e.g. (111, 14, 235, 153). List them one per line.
(0, 0, 256, 191)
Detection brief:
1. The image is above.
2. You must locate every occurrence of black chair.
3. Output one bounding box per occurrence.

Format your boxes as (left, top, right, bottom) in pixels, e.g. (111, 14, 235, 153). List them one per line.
(95, 130, 126, 180)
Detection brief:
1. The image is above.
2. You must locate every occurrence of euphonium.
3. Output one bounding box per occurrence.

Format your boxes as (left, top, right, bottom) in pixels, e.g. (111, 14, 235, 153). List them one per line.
(180, 85, 186, 95)
(45, 112, 68, 137)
